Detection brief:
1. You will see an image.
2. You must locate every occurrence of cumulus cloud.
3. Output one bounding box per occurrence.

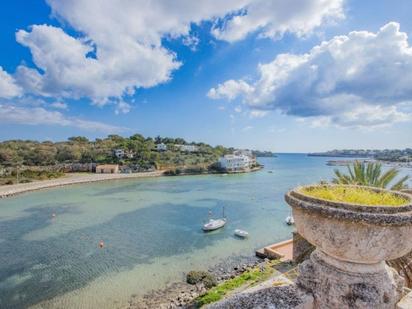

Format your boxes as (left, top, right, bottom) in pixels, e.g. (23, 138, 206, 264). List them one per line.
(0, 67, 22, 98)
(15, 24, 180, 104)
(9, 0, 344, 105)
(209, 22, 412, 127)
(115, 101, 132, 115)
(50, 101, 68, 110)
(212, 0, 344, 42)
(0, 104, 125, 133)
(208, 80, 254, 100)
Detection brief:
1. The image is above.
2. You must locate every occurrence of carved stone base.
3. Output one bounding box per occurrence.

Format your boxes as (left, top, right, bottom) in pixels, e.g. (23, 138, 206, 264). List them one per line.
(298, 249, 404, 309)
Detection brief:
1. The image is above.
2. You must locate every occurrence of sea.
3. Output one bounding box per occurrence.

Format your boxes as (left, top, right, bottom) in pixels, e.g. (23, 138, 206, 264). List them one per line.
(0, 154, 410, 308)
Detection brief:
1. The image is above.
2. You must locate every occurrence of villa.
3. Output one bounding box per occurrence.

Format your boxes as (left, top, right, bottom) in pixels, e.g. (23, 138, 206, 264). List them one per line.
(175, 144, 198, 152)
(113, 149, 134, 159)
(234, 149, 257, 165)
(218, 154, 252, 171)
(156, 143, 167, 151)
(113, 149, 125, 158)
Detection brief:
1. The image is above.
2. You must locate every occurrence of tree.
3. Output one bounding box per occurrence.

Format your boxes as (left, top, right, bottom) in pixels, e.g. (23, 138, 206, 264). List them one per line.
(333, 161, 409, 190)
(68, 136, 89, 143)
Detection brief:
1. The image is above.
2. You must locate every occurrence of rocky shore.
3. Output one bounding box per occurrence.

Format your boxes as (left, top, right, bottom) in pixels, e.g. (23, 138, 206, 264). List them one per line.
(123, 255, 263, 309)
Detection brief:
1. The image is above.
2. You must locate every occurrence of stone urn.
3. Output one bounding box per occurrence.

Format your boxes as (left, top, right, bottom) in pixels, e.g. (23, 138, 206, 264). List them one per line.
(285, 184, 412, 309)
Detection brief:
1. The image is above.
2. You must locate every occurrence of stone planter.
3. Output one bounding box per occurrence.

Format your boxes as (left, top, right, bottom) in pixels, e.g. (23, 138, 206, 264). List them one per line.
(285, 184, 412, 309)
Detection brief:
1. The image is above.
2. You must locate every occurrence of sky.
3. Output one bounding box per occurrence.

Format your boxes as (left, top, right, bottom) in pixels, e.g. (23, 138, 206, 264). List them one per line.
(0, 0, 411, 152)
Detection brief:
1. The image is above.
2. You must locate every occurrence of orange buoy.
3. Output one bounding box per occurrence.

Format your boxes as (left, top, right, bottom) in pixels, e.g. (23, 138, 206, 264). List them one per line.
(99, 241, 104, 248)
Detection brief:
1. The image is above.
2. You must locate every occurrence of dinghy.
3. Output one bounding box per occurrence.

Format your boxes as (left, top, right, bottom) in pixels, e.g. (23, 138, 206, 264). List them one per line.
(234, 229, 249, 238)
(285, 215, 294, 225)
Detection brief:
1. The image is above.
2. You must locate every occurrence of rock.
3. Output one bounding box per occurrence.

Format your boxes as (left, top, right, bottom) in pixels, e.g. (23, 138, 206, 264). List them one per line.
(186, 270, 216, 288)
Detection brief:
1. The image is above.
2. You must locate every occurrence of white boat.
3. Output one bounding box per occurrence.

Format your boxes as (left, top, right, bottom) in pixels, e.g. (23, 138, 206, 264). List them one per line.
(202, 208, 226, 231)
(285, 215, 295, 225)
(234, 229, 249, 238)
(202, 218, 227, 231)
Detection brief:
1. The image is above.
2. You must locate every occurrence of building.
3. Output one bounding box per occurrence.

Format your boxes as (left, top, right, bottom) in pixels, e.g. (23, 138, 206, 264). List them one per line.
(95, 164, 119, 174)
(233, 149, 257, 165)
(175, 144, 198, 152)
(113, 149, 125, 158)
(113, 149, 134, 159)
(218, 154, 251, 171)
(156, 143, 167, 151)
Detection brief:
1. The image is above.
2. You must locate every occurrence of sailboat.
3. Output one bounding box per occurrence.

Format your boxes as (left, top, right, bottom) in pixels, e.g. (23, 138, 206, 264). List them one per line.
(285, 215, 295, 225)
(202, 207, 227, 232)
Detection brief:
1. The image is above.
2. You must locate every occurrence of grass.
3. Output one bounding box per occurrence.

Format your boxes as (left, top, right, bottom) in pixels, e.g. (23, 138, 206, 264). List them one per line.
(194, 262, 277, 307)
(0, 170, 65, 185)
(299, 185, 409, 207)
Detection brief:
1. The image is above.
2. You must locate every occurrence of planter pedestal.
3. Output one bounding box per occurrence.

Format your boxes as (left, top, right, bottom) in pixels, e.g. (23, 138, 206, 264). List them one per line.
(298, 249, 404, 309)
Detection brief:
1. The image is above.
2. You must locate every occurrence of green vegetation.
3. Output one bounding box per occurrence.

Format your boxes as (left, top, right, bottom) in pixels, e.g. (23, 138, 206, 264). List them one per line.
(194, 263, 275, 307)
(0, 134, 233, 179)
(309, 148, 412, 162)
(187, 271, 217, 288)
(333, 161, 409, 190)
(300, 185, 409, 207)
(0, 170, 65, 185)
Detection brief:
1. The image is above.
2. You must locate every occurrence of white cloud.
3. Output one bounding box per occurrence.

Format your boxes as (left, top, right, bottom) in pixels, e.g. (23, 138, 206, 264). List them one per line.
(16, 24, 180, 105)
(0, 67, 22, 98)
(115, 101, 132, 115)
(182, 35, 200, 51)
(9, 0, 344, 106)
(50, 101, 68, 110)
(0, 104, 125, 133)
(212, 0, 344, 42)
(209, 22, 412, 127)
(208, 80, 254, 100)
(249, 110, 268, 118)
(242, 125, 254, 131)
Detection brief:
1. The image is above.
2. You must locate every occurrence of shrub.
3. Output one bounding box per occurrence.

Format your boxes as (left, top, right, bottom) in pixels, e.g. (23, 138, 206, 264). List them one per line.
(186, 271, 217, 288)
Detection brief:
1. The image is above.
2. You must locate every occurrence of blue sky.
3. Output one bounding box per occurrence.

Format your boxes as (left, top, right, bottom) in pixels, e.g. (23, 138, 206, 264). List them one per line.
(0, 0, 411, 152)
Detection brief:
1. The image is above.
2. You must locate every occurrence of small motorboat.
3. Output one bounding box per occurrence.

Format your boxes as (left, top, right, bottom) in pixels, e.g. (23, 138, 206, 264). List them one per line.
(234, 229, 249, 238)
(285, 215, 295, 225)
(202, 207, 226, 232)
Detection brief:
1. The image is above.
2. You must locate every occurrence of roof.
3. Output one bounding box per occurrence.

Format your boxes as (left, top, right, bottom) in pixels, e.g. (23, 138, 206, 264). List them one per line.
(96, 164, 119, 168)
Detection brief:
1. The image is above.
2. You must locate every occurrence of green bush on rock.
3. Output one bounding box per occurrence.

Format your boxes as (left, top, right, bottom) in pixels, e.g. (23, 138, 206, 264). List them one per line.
(186, 271, 217, 288)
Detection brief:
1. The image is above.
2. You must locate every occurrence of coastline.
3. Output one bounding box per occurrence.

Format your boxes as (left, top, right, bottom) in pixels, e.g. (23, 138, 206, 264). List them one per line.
(0, 171, 165, 198)
(0, 165, 264, 199)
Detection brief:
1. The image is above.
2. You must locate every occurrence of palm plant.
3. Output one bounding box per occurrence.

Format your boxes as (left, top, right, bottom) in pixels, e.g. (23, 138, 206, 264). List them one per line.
(333, 161, 409, 191)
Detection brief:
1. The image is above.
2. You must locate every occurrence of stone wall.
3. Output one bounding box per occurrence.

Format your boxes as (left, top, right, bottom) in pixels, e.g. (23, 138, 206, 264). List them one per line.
(292, 231, 315, 264)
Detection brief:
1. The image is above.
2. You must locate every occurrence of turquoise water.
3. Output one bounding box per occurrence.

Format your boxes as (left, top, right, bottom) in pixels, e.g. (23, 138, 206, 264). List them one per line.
(0, 154, 410, 308)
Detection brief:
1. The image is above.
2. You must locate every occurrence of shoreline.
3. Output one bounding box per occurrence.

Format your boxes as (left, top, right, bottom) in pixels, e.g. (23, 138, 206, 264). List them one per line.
(0, 171, 165, 198)
(0, 165, 264, 199)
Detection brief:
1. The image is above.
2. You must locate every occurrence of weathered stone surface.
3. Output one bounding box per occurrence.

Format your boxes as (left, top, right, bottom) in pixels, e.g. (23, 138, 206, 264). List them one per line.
(206, 285, 313, 309)
(298, 250, 404, 309)
(285, 185, 412, 309)
(285, 185, 412, 263)
(397, 290, 412, 309)
(292, 232, 314, 264)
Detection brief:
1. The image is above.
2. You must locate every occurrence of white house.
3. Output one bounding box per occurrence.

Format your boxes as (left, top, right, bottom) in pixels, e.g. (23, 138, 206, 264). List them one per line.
(113, 149, 125, 158)
(156, 143, 167, 151)
(177, 144, 198, 152)
(113, 149, 134, 159)
(233, 149, 256, 165)
(218, 154, 251, 171)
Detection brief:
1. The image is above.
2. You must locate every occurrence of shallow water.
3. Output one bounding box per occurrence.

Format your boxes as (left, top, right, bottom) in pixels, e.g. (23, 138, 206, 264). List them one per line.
(0, 154, 410, 308)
